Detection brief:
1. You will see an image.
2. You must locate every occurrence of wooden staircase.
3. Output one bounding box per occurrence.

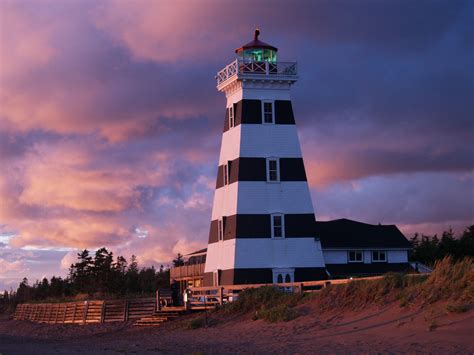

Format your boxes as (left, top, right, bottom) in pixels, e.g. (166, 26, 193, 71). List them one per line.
(134, 307, 187, 326)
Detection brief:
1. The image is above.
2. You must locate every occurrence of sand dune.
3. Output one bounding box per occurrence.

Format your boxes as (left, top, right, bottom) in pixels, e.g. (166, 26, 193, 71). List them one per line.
(1, 300, 472, 354)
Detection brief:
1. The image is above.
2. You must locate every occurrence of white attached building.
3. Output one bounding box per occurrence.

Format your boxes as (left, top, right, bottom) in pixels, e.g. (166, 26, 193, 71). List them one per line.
(316, 219, 412, 277)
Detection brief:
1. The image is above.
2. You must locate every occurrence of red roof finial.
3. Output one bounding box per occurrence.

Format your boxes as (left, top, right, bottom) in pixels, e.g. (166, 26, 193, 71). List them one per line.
(254, 28, 260, 41)
(235, 28, 278, 53)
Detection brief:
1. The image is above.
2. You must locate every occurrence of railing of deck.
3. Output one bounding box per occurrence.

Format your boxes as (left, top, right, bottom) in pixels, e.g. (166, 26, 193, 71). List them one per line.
(170, 263, 205, 279)
(216, 59, 298, 86)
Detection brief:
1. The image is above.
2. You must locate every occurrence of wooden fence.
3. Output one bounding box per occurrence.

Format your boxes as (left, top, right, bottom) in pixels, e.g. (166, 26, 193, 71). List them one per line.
(14, 298, 156, 324)
(185, 275, 406, 308)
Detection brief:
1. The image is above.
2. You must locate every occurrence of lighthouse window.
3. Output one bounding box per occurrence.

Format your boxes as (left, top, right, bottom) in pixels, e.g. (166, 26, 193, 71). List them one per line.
(218, 218, 224, 241)
(223, 161, 232, 185)
(263, 101, 274, 123)
(267, 158, 280, 182)
(271, 214, 284, 238)
(228, 105, 235, 128)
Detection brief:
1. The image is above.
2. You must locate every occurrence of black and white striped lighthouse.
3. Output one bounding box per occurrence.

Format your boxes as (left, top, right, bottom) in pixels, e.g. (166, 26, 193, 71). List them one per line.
(203, 30, 327, 286)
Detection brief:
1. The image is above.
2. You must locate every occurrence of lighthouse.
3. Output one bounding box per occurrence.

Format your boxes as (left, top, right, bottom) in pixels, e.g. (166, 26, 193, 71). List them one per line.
(203, 30, 327, 286)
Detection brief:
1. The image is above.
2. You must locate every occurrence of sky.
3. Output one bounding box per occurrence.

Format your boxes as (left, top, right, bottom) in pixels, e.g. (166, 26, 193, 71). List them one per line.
(0, 0, 473, 291)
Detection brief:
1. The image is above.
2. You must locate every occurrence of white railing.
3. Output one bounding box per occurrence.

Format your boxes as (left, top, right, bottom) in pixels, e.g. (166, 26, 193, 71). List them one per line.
(216, 59, 298, 86)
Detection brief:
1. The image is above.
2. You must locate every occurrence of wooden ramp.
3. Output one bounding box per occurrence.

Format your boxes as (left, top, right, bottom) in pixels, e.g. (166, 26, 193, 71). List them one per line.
(134, 307, 187, 326)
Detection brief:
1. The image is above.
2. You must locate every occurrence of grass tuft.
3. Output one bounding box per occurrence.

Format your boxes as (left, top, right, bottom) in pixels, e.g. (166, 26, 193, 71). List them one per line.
(188, 317, 205, 329)
(223, 286, 300, 322)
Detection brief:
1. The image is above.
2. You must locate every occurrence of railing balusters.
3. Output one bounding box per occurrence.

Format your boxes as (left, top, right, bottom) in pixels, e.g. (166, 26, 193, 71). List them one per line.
(216, 59, 297, 86)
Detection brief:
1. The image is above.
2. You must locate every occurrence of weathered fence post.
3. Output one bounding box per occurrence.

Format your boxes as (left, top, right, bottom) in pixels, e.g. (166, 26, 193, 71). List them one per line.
(156, 289, 161, 311)
(219, 287, 224, 306)
(124, 300, 129, 321)
(83, 300, 89, 324)
(299, 283, 304, 296)
(100, 301, 106, 323)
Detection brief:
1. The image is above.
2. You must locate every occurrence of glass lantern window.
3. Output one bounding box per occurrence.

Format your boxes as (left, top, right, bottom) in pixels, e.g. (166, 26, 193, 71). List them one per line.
(241, 48, 277, 62)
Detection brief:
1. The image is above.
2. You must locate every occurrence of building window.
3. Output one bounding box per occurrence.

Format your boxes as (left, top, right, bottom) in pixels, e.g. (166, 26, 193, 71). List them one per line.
(372, 251, 387, 262)
(285, 274, 291, 283)
(262, 101, 274, 123)
(228, 105, 235, 128)
(271, 214, 284, 238)
(218, 218, 225, 241)
(277, 274, 283, 283)
(348, 250, 363, 263)
(223, 161, 232, 185)
(267, 158, 280, 182)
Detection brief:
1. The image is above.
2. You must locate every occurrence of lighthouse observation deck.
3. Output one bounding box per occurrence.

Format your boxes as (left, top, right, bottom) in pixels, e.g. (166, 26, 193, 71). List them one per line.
(216, 59, 297, 87)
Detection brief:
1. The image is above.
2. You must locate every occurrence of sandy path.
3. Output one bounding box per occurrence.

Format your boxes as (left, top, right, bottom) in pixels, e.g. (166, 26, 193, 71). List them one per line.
(1, 303, 472, 354)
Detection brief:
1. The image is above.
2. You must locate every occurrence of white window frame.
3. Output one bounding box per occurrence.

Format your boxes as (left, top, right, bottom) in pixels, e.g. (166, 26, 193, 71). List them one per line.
(213, 270, 220, 286)
(348, 250, 363, 263)
(266, 158, 280, 182)
(217, 218, 224, 241)
(223, 161, 231, 186)
(228, 105, 235, 128)
(271, 214, 285, 239)
(372, 250, 387, 263)
(262, 100, 275, 124)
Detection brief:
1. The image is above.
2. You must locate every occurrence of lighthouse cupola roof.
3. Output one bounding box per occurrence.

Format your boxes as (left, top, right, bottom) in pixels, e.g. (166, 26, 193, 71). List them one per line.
(235, 29, 278, 62)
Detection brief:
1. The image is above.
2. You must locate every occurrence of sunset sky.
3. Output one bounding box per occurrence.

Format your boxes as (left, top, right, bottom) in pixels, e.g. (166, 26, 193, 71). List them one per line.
(0, 0, 473, 291)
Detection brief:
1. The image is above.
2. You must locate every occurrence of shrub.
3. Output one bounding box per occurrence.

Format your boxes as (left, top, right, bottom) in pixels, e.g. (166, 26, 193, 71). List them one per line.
(223, 286, 300, 322)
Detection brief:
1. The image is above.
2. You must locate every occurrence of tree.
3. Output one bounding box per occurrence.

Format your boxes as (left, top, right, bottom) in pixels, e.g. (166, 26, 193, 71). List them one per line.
(92, 248, 114, 293)
(126, 255, 140, 294)
(69, 249, 93, 293)
(459, 225, 474, 258)
(172, 253, 185, 267)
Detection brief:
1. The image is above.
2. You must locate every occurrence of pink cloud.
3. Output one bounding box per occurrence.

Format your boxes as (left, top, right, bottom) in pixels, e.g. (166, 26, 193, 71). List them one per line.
(0, 3, 56, 79)
(0, 258, 26, 276)
(93, 1, 238, 63)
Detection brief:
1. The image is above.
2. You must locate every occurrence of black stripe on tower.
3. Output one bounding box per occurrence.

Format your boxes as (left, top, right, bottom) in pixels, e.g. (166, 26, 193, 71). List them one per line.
(208, 213, 317, 243)
(223, 99, 295, 132)
(203, 267, 327, 286)
(215, 157, 307, 189)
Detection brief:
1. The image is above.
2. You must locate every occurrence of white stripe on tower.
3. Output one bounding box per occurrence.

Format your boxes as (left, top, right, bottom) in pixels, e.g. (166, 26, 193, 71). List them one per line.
(211, 182, 314, 220)
(219, 125, 303, 165)
(205, 238, 326, 271)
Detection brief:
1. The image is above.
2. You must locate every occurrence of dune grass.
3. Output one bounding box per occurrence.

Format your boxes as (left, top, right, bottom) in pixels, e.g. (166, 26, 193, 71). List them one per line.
(218, 257, 473, 323)
(222, 286, 301, 322)
(317, 256, 473, 311)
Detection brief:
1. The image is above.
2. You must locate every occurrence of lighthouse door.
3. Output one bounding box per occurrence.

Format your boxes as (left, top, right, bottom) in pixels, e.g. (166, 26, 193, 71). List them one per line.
(272, 268, 294, 284)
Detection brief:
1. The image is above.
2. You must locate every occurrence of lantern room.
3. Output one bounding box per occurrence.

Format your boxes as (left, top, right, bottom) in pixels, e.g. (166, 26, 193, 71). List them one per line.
(235, 29, 278, 62)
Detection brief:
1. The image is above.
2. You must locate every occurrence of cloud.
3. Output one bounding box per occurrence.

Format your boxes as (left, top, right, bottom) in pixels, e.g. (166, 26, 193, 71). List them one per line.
(313, 172, 474, 232)
(0, 0, 473, 290)
(0, 258, 25, 275)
